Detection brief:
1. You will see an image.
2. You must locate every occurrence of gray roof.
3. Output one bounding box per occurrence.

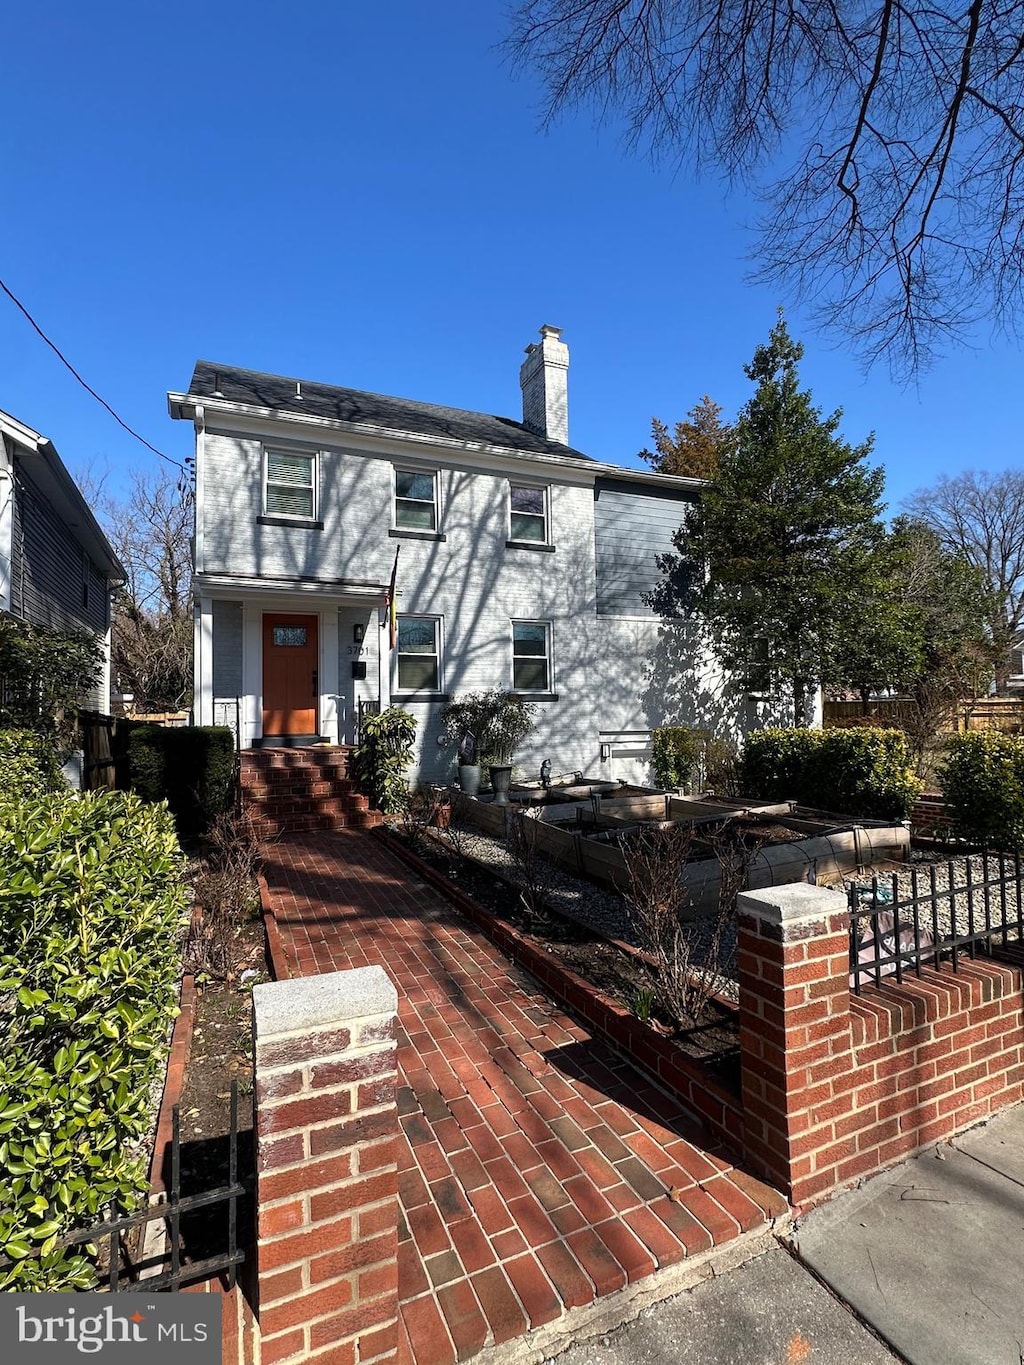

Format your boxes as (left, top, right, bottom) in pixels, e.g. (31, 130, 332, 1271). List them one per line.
(187, 360, 593, 461)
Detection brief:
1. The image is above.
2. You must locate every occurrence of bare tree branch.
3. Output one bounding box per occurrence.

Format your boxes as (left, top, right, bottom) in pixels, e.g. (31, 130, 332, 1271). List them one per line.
(506, 0, 1024, 376)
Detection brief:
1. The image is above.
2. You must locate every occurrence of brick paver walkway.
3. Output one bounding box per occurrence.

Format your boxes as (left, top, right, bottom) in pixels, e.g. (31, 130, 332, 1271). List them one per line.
(262, 830, 785, 1365)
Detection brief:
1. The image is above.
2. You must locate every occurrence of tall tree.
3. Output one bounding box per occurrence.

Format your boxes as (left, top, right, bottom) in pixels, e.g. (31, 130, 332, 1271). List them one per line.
(639, 396, 732, 480)
(506, 0, 1024, 376)
(832, 518, 996, 760)
(101, 470, 193, 711)
(648, 315, 884, 724)
(904, 470, 1024, 693)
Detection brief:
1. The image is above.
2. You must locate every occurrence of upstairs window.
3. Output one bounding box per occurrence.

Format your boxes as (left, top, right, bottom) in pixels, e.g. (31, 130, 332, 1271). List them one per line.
(509, 483, 547, 543)
(512, 620, 551, 691)
(396, 615, 441, 692)
(265, 450, 315, 519)
(394, 469, 437, 531)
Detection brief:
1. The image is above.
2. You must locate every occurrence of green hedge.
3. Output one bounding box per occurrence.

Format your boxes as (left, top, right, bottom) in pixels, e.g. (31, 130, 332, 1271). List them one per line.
(0, 729, 64, 802)
(742, 727, 922, 821)
(941, 732, 1024, 849)
(0, 790, 187, 1288)
(651, 727, 703, 790)
(126, 725, 235, 837)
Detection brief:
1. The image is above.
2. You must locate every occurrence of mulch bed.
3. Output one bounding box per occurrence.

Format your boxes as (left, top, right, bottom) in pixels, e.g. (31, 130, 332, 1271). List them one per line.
(170, 913, 267, 1267)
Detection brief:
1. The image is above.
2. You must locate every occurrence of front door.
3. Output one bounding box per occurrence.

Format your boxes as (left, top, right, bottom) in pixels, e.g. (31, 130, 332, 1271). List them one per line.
(262, 613, 319, 738)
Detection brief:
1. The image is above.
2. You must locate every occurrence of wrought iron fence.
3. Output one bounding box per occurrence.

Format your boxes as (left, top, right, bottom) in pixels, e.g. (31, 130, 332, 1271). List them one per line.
(1, 1081, 249, 1292)
(848, 853, 1024, 995)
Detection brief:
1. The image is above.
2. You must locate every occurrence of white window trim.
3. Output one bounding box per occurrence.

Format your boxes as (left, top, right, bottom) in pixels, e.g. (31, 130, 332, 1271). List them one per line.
(508, 481, 549, 545)
(510, 618, 553, 694)
(262, 446, 319, 521)
(394, 613, 444, 696)
(393, 466, 439, 532)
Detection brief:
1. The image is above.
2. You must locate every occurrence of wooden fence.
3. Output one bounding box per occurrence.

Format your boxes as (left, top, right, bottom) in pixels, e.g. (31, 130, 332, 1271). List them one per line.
(77, 711, 175, 791)
(824, 697, 1024, 734)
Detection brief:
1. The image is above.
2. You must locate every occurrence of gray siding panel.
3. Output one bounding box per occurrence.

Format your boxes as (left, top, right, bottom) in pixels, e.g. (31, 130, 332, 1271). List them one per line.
(594, 480, 693, 616)
(212, 600, 243, 695)
(11, 460, 110, 635)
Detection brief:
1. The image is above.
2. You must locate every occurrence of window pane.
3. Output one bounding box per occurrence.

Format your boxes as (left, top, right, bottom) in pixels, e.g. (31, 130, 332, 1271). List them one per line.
(397, 618, 436, 652)
(510, 512, 544, 541)
(398, 656, 438, 690)
(272, 626, 307, 646)
(513, 623, 547, 654)
(513, 658, 548, 691)
(396, 470, 435, 501)
(395, 500, 436, 530)
(511, 486, 544, 515)
(267, 452, 312, 486)
(266, 484, 315, 517)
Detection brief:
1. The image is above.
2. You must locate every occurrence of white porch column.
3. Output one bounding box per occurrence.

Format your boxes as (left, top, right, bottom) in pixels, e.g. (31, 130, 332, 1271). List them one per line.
(196, 596, 214, 726)
(321, 608, 340, 742)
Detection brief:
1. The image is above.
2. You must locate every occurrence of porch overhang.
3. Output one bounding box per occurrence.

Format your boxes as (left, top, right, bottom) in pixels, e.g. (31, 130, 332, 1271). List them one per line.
(193, 572, 388, 603)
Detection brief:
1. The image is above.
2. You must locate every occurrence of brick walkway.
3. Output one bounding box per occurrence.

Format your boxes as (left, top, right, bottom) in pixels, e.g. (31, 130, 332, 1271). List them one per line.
(262, 830, 786, 1365)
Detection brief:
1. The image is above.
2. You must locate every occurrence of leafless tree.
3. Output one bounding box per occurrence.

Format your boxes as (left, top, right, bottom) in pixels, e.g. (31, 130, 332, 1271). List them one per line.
(905, 471, 1024, 691)
(102, 470, 194, 711)
(506, 0, 1024, 376)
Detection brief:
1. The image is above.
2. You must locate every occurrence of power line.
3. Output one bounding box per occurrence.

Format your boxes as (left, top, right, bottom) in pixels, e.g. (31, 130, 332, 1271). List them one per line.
(0, 275, 187, 473)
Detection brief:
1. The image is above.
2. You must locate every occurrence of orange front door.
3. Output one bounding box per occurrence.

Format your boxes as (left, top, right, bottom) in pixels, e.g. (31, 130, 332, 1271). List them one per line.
(262, 614, 319, 737)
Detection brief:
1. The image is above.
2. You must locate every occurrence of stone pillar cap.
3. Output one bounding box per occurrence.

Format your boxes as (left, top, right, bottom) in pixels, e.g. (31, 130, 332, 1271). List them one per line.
(737, 882, 846, 928)
(254, 965, 397, 1036)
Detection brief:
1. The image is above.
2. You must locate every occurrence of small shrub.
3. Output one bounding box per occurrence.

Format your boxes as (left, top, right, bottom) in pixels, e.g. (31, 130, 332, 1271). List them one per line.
(0, 790, 187, 1289)
(941, 732, 1024, 849)
(742, 727, 922, 821)
(442, 690, 537, 769)
(353, 707, 417, 813)
(126, 725, 235, 838)
(187, 804, 265, 980)
(0, 729, 64, 801)
(650, 727, 702, 790)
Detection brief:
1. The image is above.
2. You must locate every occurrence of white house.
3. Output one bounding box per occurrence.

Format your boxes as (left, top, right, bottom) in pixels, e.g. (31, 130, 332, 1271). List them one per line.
(169, 327, 756, 785)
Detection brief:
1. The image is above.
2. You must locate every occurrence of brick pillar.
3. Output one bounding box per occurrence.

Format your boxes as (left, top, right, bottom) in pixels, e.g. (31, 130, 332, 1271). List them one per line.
(737, 883, 855, 1208)
(253, 967, 399, 1365)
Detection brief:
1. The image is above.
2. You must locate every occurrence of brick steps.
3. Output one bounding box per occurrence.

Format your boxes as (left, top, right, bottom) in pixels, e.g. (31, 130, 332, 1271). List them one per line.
(240, 746, 382, 837)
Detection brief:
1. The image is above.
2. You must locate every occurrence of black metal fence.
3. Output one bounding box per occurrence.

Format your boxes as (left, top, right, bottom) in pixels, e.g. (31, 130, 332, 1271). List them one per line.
(848, 853, 1024, 995)
(1, 1082, 248, 1292)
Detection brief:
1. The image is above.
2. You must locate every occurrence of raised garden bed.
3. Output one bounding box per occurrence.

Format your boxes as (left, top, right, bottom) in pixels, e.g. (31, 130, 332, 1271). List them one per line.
(459, 790, 909, 916)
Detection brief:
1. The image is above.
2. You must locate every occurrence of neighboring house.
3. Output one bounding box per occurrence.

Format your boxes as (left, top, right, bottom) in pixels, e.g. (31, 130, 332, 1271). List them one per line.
(0, 407, 125, 714)
(169, 327, 762, 783)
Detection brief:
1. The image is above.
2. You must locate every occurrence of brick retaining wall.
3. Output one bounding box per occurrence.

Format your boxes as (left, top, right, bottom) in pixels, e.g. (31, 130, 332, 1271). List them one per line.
(737, 884, 1024, 1207)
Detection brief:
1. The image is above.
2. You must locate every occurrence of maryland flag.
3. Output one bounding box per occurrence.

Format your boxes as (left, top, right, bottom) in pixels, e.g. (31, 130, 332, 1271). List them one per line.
(386, 545, 400, 650)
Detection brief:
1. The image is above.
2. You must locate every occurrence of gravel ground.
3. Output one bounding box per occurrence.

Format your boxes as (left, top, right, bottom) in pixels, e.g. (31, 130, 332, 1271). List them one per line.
(439, 819, 741, 998)
(439, 822, 1024, 997)
(834, 850, 1024, 953)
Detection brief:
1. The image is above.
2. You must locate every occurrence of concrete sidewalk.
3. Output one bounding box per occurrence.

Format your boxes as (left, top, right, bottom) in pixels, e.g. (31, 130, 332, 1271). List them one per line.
(544, 1244, 901, 1364)
(793, 1102, 1024, 1365)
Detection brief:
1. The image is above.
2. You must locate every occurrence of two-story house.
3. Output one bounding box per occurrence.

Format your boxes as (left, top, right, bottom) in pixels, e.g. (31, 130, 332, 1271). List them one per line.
(0, 407, 124, 713)
(169, 327, 747, 784)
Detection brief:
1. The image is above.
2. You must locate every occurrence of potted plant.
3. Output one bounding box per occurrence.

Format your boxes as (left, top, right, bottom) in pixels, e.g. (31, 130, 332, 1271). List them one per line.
(441, 692, 490, 796)
(479, 690, 537, 806)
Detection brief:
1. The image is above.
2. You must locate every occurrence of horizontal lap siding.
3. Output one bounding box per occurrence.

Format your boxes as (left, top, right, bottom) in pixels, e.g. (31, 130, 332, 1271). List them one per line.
(593, 479, 694, 617)
(12, 461, 110, 636)
(213, 600, 243, 696)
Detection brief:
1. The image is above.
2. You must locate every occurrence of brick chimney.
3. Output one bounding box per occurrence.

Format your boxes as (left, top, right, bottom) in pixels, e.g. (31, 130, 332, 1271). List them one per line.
(519, 325, 569, 446)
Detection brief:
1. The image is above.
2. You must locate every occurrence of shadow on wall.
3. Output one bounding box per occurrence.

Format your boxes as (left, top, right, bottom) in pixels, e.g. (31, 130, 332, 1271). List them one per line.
(640, 617, 790, 743)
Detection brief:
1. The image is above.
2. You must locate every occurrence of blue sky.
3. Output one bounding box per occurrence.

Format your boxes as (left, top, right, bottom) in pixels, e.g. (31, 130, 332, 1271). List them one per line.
(1, 2, 1019, 513)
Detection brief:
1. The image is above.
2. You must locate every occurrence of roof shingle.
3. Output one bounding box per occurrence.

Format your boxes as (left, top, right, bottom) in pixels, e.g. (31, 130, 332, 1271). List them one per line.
(187, 361, 593, 461)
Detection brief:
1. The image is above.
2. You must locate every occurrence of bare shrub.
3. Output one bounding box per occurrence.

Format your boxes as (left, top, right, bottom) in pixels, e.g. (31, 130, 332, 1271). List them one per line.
(505, 808, 557, 929)
(186, 803, 265, 980)
(621, 822, 762, 1024)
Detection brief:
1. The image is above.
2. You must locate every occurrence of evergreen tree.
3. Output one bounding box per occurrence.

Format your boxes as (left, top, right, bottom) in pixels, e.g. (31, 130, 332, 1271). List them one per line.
(649, 316, 884, 725)
(638, 396, 732, 480)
